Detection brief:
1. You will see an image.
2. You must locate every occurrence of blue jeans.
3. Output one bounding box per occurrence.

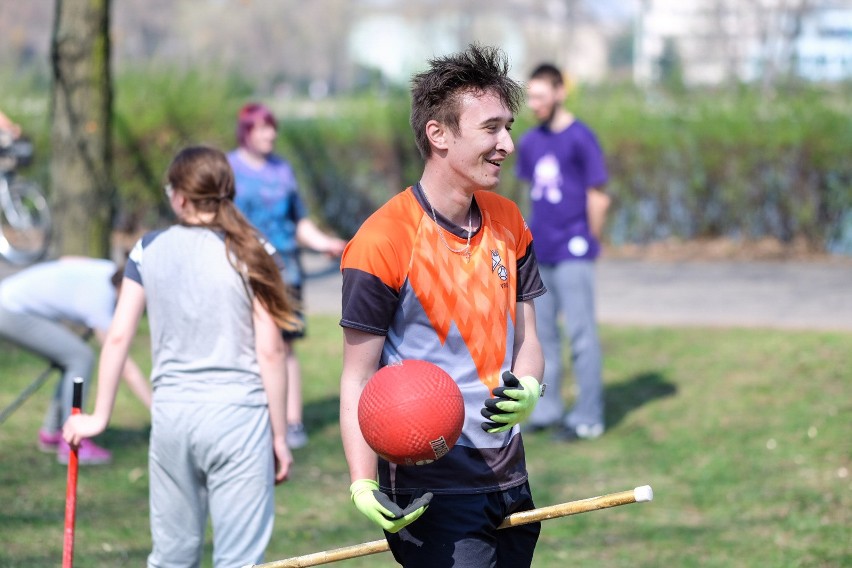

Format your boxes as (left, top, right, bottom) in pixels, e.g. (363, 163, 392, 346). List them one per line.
(532, 261, 604, 429)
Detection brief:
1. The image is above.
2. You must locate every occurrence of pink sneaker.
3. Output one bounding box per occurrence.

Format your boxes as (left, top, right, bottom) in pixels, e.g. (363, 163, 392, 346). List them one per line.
(38, 429, 62, 453)
(57, 439, 112, 466)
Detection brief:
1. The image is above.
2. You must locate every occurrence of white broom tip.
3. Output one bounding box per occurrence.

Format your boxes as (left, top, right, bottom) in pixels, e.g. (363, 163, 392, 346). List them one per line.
(633, 485, 654, 502)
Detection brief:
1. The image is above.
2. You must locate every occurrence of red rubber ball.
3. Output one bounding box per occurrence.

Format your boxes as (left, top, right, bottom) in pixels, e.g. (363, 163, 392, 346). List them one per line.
(358, 360, 465, 466)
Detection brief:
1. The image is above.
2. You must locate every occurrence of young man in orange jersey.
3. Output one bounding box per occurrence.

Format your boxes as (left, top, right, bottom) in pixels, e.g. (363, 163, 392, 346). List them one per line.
(338, 44, 547, 567)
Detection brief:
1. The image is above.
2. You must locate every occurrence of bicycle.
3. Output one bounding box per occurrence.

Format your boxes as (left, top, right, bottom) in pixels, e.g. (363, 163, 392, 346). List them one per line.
(0, 130, 51, 265)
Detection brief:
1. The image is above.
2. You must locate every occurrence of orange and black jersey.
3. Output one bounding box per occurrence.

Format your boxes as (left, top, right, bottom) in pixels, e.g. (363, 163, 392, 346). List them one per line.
(340, 184, 546, 495)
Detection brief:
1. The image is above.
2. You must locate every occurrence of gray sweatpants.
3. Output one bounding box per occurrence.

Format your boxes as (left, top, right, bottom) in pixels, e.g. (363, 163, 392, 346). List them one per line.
(531, 260, 604, 429)
(147, 400, 275, 568)
(0, 303, 94, 432)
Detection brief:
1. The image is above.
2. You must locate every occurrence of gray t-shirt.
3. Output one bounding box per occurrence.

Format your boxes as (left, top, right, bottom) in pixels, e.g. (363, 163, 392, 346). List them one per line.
(0, 257, 116, 330)
(126, 225, 266, 405)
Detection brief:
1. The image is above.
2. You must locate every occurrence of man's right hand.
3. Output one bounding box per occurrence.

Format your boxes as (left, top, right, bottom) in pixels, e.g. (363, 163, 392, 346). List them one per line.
(350, 479, 432, 533)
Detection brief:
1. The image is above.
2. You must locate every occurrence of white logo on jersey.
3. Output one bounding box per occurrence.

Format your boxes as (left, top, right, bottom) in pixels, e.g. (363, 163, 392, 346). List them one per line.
(491, 249, 508, 281)
(531, 154, 563, 204)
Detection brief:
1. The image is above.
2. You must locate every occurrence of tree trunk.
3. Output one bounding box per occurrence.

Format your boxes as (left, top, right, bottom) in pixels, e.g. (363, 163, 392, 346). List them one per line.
(50, 0, 113, 258)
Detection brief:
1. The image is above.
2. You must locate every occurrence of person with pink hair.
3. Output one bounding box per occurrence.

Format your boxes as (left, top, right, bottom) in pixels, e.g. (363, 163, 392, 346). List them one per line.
(228, 102, 346, 449)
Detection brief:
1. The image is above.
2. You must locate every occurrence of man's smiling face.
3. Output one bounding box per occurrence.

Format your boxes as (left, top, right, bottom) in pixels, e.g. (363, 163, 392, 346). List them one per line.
(444, 90, 515, 192)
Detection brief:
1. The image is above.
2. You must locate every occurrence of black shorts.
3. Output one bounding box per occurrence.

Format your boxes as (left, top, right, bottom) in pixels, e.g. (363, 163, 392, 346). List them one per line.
(385, 482, 540, 568)
(281, 285, 306, 341)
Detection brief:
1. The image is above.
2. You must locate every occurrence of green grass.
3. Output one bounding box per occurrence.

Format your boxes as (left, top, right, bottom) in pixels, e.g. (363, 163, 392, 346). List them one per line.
(1, 318, 849, 567)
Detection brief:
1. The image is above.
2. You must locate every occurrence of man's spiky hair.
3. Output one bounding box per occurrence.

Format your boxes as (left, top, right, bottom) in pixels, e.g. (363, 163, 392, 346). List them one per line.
(409, 43, 523, 159)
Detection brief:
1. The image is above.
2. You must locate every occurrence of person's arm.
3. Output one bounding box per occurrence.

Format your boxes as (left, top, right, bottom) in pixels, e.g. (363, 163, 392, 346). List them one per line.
(341, 329, 431, 532)
(62, 278, 146, 444)
(480, 300, 544, 433)
(587, 186, 610, 241)
(511, 299, 544, 382)
(340, 328, 384, 482)
(94, 328, 152, 409)
(295, 218, 347, 257)
(481, 299, 544, 432)
(254, 297, 292, 484)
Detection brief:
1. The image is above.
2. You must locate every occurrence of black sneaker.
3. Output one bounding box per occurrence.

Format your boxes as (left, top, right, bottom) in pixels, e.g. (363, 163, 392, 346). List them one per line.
(523, 421, 558, 433)
(553, 423, 604, 442)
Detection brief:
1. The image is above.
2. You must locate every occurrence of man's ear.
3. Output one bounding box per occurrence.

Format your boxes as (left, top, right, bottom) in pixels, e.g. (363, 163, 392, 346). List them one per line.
(425, 119, 449, 151)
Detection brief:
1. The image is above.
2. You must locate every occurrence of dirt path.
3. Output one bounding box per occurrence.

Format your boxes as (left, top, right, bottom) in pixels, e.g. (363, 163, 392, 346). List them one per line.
(299, 249, 852, 332)
(3, 245, 850, 332)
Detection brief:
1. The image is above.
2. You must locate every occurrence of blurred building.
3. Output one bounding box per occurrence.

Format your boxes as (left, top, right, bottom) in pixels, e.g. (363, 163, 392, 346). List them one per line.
(633, 0, 852, 85)
(1, 0, 636, 93)
(347, 0, 631, 87)
(795, 5, 852, 81)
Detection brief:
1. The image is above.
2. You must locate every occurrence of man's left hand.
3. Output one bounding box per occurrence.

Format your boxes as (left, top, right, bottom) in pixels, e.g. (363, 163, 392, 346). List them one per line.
(480, 371, 542, 433)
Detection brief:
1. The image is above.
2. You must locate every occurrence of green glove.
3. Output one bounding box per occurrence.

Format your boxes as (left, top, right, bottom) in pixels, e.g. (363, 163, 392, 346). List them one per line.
(350, 479, 432, 533)
(481, 371, 542, 433)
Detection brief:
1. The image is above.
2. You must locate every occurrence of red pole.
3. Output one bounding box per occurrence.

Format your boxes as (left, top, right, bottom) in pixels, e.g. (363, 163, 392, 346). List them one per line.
(62, 377, 84, 568)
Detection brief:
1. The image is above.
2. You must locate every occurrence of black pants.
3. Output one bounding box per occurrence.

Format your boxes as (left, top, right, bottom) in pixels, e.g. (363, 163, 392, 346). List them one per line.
(385, 482, 540, 568)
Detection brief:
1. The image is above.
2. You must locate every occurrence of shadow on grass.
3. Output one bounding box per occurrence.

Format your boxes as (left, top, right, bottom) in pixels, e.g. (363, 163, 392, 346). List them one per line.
(303, 395, 341, 432)
(605, 371, 677, 429)
(100, 425, 151, 449)
(303, 373, 677, 435)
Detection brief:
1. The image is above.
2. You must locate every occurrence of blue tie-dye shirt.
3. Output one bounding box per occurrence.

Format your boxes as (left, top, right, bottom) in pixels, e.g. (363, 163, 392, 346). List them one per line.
(227, 150, 308, 256)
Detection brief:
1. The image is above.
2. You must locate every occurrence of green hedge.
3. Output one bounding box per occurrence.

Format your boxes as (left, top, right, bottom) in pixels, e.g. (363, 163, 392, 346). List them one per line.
(110, 68, 253, 230)
(5, 68, 850, 254)
(265, 83, 852, 255)
(576, 84, 852, 254)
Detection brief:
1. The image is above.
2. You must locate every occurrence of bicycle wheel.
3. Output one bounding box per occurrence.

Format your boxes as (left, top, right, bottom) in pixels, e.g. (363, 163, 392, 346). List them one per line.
(0, 175, 52, 265)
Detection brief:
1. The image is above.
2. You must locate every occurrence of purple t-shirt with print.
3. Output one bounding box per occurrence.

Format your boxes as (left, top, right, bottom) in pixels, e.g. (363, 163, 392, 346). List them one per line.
(516, 120, 608, 263)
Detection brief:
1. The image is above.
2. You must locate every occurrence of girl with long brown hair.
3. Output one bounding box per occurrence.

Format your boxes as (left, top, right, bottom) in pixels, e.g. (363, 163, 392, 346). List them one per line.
(63, 145, 298, 567)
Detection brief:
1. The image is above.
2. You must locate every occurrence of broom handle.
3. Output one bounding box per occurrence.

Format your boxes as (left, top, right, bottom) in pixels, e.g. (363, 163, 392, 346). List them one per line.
(62, 377, 84, 568)
(252, 485, 653, 568)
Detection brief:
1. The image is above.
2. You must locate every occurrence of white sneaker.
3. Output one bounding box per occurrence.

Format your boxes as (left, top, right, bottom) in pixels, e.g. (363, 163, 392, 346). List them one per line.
(575, 423, 604, 439)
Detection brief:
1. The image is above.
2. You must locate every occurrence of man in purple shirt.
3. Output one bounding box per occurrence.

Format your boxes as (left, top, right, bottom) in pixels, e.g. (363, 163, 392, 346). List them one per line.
(516, 63, 611, 441)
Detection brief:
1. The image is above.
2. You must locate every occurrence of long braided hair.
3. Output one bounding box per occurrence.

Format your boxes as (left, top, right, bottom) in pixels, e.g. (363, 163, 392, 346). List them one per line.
(165, 145, 301, 331)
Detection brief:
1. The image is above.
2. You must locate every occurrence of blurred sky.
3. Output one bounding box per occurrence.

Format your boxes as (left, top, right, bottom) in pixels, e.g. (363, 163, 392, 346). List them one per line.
(588, 0, 637, 21)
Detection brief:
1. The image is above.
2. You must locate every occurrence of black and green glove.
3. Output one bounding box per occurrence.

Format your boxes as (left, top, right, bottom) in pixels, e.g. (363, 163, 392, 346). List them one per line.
(350, 479, 432, 533)
(481, 371, 542, 434)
